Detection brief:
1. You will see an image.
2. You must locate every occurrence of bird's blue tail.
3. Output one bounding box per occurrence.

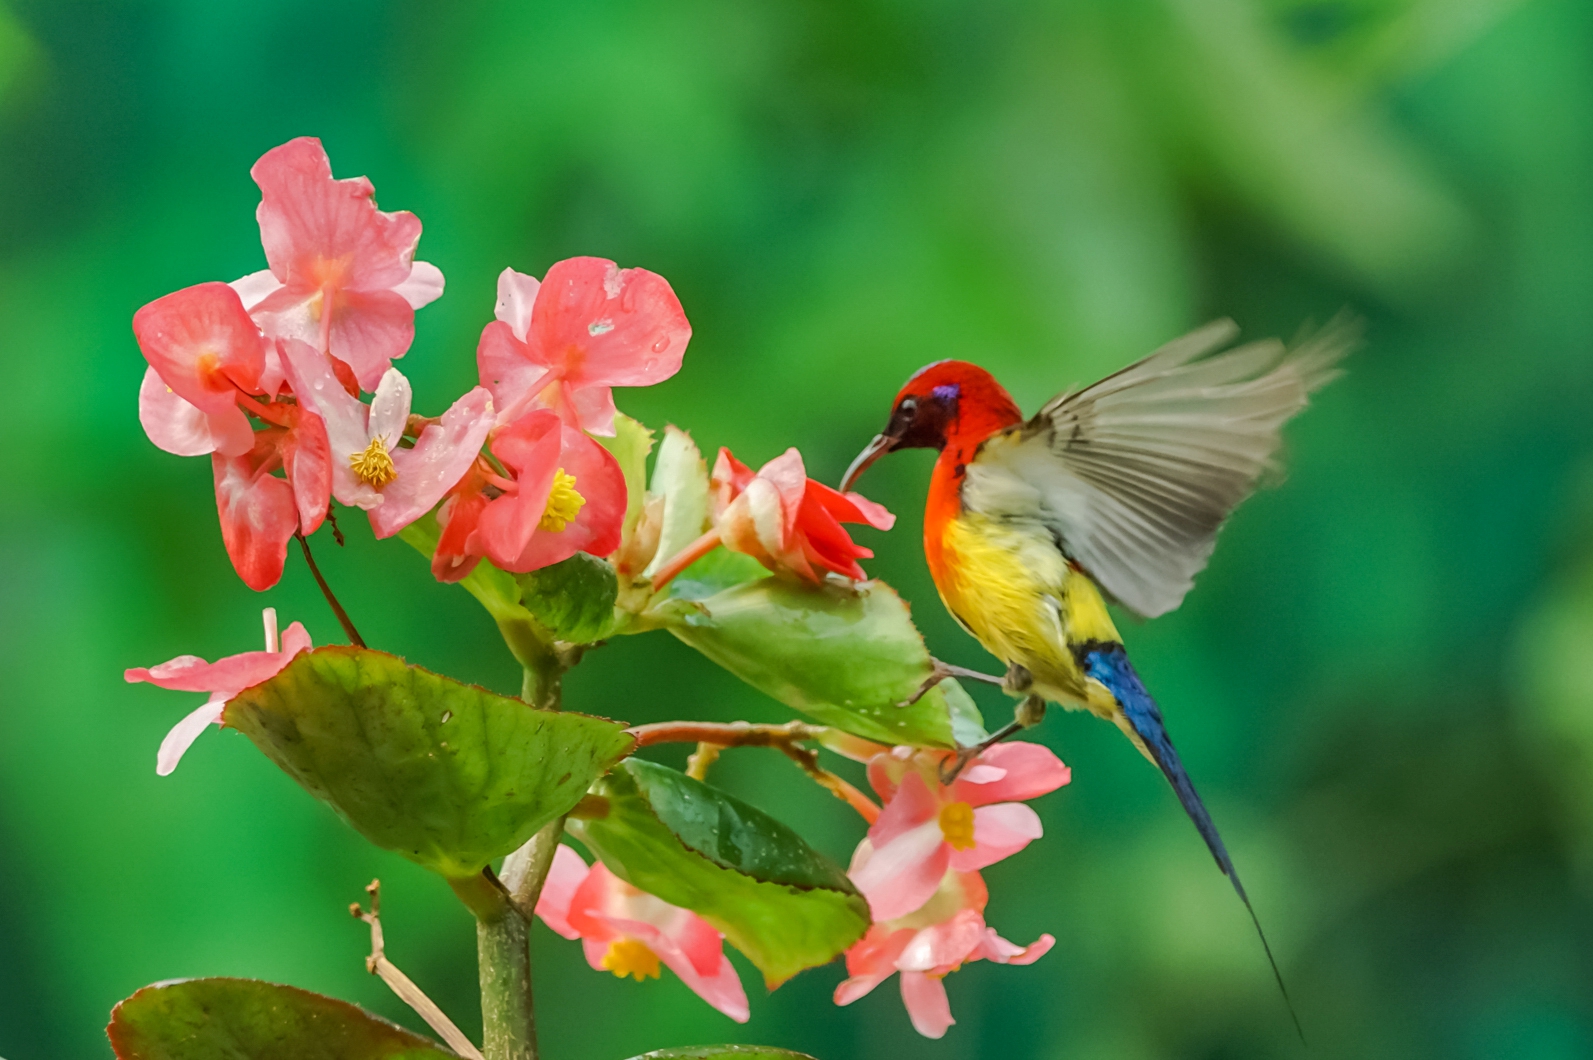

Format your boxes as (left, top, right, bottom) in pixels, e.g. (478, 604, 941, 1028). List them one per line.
(1082, 645, 1303, 1041)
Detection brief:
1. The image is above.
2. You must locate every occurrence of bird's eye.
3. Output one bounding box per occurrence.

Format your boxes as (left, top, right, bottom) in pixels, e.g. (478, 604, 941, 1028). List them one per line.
(899, 396, 918, 414)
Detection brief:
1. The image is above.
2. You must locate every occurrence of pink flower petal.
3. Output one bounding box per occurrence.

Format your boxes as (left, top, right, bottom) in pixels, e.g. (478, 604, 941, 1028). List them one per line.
(279, 622, 313, 656)
(493, 267, 541, 340)
(528, 256, 690, 389)
(370, 387, 494, 538)
(139, 367, 220, 457)
(533, 845, 590, 941)
(978, 929, 1054, 966)
(156, 695, 226, 776)
(477, 320, 553, 427)
(132, 282, 264, 456)
(279, 339, 381, 509)
(896, 909, 984, 973)
(852, 821, 950, 922)
(870, 770, 940, 848)
(948, 803, 1043, 873)
(230, 269, 283, 310)
(328, 289, 418, 391)
(477, 422, 562, 569)
(251, 137, 421, 292)
(506, 427, 626, 571)
(281, 409, 331, 535)
(569, 384, 618, 437)
(953, 741, 1070, 807)
(212, 446, 298, 592)
(367, 369, 413, 450)
(394, 260, 444, 310)
(899, 971, 954, 1039)
(609, 912, 747, 1022)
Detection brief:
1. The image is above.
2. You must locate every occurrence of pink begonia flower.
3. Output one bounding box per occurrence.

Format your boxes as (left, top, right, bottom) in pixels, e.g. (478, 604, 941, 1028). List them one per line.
(849, 742, 1070, 921)
(133, 282, 267, 458)
(476, 258, 690, 435)
(124, 608, 311, 776)
(834, 868, 1053, 1039)
(534, 844, 748, 1022)
(230, 137, 444, 392)
(432, 409, 626, 581)
(281, 339, 493, 538)
(714, 447, 894, 582)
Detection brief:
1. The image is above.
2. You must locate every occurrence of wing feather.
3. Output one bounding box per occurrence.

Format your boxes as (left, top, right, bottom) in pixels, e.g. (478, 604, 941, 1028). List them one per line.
(968, 313, 1358, 618)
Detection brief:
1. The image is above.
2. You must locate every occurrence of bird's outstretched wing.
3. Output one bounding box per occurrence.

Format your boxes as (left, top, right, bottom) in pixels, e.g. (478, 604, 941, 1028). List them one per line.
(969, 313, 1358, 618)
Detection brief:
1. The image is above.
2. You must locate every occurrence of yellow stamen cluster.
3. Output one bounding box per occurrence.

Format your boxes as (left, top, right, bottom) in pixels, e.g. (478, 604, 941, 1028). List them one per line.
(600, 938, 661, 981)
(938, 801, 977, 851)
(539, 468, 586, 531)
(350, 438, 397, 487)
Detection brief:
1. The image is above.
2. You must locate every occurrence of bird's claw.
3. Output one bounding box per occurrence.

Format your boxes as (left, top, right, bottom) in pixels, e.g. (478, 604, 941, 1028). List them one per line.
(897, 659, 1028, 708)
(938, 694, 1048, 784)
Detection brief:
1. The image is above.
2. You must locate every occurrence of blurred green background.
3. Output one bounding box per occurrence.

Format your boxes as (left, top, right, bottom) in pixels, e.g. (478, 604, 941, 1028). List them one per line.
(2, 0, 1591, 1056)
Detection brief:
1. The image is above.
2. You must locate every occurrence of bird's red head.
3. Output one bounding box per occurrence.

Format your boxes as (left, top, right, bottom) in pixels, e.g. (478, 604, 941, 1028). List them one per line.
(841, 360, 1023, 490)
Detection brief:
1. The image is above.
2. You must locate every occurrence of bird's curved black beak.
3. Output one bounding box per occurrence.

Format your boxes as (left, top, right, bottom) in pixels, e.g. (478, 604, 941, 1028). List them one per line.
(840, 433, 899, 492)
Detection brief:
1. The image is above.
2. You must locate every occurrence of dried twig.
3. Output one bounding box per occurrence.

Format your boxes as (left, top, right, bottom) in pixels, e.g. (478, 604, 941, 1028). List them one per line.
(351, 880, 484, 1060)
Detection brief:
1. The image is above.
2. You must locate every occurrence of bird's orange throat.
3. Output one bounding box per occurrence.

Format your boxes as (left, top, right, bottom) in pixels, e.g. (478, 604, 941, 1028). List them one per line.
(922, 440, 980, 590)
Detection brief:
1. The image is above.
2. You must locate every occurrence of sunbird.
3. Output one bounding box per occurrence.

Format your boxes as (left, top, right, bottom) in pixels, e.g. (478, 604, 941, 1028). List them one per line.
(841, 316, 1357, 1033)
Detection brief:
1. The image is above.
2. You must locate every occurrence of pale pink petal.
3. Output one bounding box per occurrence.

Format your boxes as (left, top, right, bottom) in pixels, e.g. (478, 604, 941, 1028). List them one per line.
(368, 368, 413, 450)
(494, 267, 541, 340)
(611, 914, 748, 1021)
(870, 771, 940, 848)
(125, 656, 215, 692)
(156, 695, 227, 776)
(230, 269, 283, 310)
(281, 409, 331, 534)
(569, 384, 617, 437)
(370, 387, 494, 538)
(139, 368, 220, 457)
(533, 845, 590, 941)
(897, 909, 985, 973)
(959, 764, 1006, 785)
(851, 821, 949, 922)
(948, 803, 1043, 872)
(251, 137, 421, 292)
(528, 257, 690, 389)
(213, 448, 298, 592)
(978, 930, 1054, 966)
(580, 936, 613, 972)
(279, 622, 313, 656)
(477, 320, 553, 427)
(953, 742, 1070, 807)
(899, 971, 954, 1039)
(394, 260, 444, 310)
(835, 928, 912, 1007)
(279, 338, 380, 509)
(328, 289, 416, 391)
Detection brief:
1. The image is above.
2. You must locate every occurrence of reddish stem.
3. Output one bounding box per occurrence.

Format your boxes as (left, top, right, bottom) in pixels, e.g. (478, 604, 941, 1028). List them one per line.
(647, 528, 723, 591)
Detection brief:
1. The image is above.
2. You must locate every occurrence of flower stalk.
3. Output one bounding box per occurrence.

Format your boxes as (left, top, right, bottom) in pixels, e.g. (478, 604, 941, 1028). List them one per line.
(450, 871, 537, 1060)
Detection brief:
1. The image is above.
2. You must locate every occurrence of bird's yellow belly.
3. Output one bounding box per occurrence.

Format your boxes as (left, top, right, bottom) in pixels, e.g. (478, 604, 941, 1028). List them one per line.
(935, 514, 1123, 714)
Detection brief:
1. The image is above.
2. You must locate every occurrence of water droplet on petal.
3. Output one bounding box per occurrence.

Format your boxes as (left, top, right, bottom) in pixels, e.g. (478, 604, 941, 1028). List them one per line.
(651, 337, 670, 353)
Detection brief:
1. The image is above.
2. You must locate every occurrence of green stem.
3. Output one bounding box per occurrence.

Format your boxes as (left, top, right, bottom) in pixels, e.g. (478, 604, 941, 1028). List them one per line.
(451, 872, 536, 1060)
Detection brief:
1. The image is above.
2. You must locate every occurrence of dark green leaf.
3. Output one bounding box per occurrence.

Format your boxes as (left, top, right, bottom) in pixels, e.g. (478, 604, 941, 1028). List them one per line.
(570, 759, 869, 987)
(628, 1049, 818, 1059)
(107, 978, 455, 1060)
(225, 647, 635, 878)
(657, 577, 959, 747)
(515, 552, 619, 643)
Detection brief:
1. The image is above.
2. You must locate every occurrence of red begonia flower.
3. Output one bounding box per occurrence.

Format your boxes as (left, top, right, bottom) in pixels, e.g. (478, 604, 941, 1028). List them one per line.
(476, 258, 690, 436)
(712, 447, 895, 582)
(432, 409, 626, 581)
(125, 608, 311, 775)
(833, 868, 1053, 1039)
(849, 742, 1070, 921)
(534, 844, 748, 1022)
(133, 282, 266, 457)
(230, 137, 443, 392)
(281, 339, 493, 538)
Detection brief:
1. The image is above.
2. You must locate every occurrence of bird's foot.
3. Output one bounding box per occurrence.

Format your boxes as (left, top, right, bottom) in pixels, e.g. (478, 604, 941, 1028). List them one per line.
(897, 658, 1004, 707)
(898, 659, 1032, 708)
(939, 694, 1048, 783)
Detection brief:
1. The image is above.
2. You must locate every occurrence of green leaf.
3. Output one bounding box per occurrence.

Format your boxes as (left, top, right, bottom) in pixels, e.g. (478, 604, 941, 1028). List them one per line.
(643, 425, 712, 579)
(570, 759, 869, 987)
(398, 512, 523, 623)
(598, 412, 655, 541)
(515, 552, 619, 643)
(225, 647, 635, 877)
(657, 577, 959, 747)
(107, 978, 455, 1060)
(663, 547, 770, 602)
(628, 1049, 818, 1059)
